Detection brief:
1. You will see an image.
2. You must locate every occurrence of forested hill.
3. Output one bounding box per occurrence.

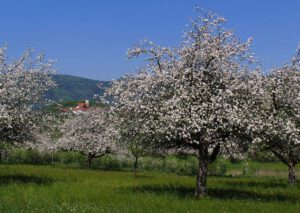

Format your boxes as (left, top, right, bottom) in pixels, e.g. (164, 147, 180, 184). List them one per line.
(46, 74, 110, 101)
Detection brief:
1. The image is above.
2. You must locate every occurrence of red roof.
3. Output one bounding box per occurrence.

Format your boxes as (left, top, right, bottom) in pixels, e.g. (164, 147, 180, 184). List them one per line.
(62, 101, 89, 113)
(77, 102, 88, 108)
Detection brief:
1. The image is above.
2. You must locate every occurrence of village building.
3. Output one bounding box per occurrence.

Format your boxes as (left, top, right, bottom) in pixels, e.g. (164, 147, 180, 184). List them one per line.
(62, 100, 90, 114)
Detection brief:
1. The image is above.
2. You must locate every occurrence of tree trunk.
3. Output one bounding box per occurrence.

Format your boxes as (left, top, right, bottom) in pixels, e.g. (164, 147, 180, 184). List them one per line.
(195, 143, 220, 198)
(288, 163, 296, 186)
(195, 157, 209, 198)
(133, 155, 138, 177)
(86, 154, 93, 168)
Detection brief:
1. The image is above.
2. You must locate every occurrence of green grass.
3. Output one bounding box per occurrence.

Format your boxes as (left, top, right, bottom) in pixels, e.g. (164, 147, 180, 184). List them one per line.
(0, 164, 300, 212)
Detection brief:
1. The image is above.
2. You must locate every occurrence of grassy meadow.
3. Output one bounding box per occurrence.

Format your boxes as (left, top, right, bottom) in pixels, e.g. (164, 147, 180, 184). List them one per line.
(0, 163, 299, 212)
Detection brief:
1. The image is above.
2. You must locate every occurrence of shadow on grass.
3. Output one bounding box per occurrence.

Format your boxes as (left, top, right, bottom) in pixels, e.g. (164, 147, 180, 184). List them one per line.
(132, 174, 154, 179)
(223, 180, 287, 189)
(131, 184, 194, 198)
(208, 188, 298, 202)
(0, 175, 53, 186)
(130, 184, 299, 203)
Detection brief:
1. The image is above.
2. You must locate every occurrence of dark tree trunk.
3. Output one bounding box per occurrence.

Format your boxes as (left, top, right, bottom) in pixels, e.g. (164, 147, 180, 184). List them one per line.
(288, 163, 296, 186)
(195, 143, 220, 198)
(271, 150, 297, 186)
(196, 146, 209, 198)
(86, 154, 93, 168)
(196, 158, 208, 197)
(133, 155, 138, 177)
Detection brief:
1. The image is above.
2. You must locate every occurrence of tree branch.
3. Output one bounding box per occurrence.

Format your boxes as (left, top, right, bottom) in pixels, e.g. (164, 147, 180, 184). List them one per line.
(209, 143, 220, 163)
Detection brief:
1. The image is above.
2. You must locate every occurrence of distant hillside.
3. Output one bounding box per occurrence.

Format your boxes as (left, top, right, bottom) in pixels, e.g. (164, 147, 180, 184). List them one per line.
(46, 74, 110, 101)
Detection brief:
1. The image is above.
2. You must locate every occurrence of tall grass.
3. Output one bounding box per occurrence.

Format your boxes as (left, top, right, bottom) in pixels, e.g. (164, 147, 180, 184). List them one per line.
(0, 164, 299, 212)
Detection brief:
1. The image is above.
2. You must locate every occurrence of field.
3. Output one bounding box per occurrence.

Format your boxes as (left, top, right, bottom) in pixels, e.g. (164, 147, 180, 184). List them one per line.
(0, 164, 299, 212)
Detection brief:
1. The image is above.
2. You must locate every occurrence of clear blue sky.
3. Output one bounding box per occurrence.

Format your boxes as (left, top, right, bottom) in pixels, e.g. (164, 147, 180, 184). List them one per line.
(1, 0, 299, 80)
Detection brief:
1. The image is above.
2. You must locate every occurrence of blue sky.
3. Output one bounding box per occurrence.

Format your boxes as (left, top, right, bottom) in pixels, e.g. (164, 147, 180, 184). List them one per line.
(0, 0, 299, 80)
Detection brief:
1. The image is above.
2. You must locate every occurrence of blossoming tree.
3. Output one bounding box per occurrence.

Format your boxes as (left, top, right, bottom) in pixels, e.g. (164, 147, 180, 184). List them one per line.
(58, 108, 121, 168)
(0, 45, 55, 145)
(107, 10, 254, 197)
(249, 46, 300, 185)
(111, 106, 159, 176)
